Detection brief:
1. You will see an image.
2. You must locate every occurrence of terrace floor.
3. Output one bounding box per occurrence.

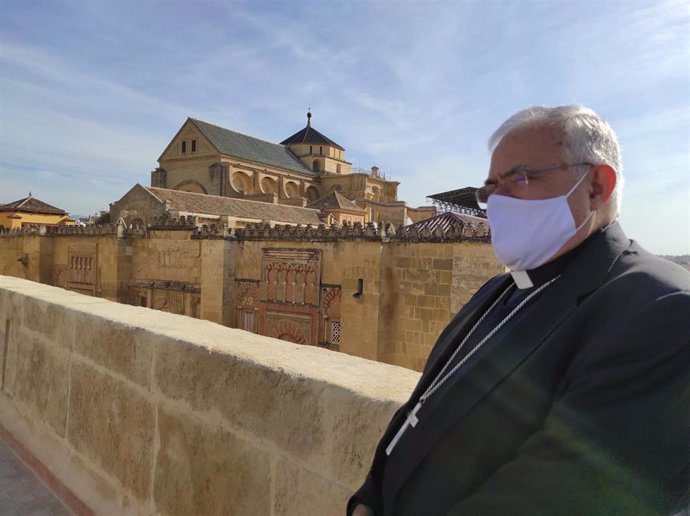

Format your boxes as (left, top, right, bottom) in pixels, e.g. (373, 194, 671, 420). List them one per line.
(0, 436, 71, 516)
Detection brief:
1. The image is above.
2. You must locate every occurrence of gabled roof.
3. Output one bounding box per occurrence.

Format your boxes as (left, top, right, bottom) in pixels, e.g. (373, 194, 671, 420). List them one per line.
(187, 118, 314, 175)
(280, 114, 345, 150)
(307, 191, 364, 213)
(399, 211, 487, 235)
(0, 194, 68, 215)
(148, 187, 323, 225)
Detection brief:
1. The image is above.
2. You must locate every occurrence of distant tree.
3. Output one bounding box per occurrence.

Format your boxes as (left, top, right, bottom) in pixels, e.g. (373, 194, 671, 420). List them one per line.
(95, 212, 110, 224)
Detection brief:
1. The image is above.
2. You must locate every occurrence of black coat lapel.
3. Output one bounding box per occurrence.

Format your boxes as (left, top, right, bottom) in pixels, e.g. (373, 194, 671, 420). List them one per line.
(415, 274, 513, 395)
(382, 223, 631, 507)
(371, 274, 512, 477)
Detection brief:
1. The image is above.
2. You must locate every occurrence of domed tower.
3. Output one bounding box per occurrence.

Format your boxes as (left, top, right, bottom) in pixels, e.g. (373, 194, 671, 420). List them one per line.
(281, 111, 352, 175)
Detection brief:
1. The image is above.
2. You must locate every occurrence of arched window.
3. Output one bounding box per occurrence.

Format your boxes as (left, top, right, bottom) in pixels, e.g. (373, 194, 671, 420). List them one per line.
(306, 186, 320, 201)
(261, 176, 277, 194)
(231, 172, 253, 193)
(284, 181, 300, 198)
(312, 160, 320, 172)
(173, 180, 207, 194)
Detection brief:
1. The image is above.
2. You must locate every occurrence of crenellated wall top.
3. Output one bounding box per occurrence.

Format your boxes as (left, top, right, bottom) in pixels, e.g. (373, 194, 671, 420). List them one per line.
(230, 221, 490, 243)
(232, 221, 387, 242)
(0, 223, 122, 237)
(0, 226, 45, 237)
(148, 213, 197, 230)
(0, 216, 491, 243)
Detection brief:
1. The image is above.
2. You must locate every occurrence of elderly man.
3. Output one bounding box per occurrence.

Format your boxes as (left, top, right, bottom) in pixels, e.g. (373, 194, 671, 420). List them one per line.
(348, 106, 690, 516)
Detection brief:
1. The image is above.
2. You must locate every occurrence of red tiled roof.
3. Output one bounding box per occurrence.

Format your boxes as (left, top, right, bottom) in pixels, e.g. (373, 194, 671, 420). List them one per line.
(0, 195, 68, 215)
(307, 191, 364, 212)
(147, 187, 324, 225)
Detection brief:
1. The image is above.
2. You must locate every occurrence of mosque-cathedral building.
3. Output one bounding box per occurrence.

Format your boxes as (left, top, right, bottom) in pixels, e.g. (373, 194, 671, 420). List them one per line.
(111, 112, 435, 228)
(0, 113, 499, 371)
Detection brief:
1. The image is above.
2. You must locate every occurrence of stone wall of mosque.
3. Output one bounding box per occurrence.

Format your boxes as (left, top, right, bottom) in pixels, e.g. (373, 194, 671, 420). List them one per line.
(0, 219, 502, 371)
(0, 275, 420, 515)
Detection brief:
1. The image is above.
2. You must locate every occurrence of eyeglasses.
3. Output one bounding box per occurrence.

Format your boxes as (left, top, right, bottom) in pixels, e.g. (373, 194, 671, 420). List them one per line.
(475, 162, 592, 209)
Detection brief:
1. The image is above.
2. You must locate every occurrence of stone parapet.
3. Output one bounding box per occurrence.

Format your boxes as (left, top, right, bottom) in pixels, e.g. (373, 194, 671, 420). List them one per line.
(46, 224, 122, 237)
(0, 223, 123, 238)
(0, 226, 44, 237)
(0, 275, 419, 515)
(234, 222, 387, 242)
(149, 214, 196, 230)
(191, 223, 231, 239)
(1, 218, 490, 244)
(232, 221, 489, 243)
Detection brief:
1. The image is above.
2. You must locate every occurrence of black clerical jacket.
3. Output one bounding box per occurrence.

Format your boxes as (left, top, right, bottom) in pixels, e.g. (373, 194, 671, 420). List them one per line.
(349, 223, 690, 516)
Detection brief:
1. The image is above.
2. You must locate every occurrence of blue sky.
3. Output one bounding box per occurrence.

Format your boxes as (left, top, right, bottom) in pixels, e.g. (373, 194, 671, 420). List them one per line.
(1, 0, 688, 254)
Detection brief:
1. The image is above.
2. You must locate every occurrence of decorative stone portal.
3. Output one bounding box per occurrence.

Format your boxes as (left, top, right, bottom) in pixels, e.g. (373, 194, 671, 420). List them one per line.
(258, 248, 322, 345)
(268, 317, 309, 344)
(62, 243, 98, 296)
(319, 285, 342, 350)
(235, 279, 260, 332)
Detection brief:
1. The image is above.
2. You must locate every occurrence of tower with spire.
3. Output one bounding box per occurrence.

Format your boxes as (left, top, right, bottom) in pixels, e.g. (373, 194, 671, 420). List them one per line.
(280, 110, 351, 175)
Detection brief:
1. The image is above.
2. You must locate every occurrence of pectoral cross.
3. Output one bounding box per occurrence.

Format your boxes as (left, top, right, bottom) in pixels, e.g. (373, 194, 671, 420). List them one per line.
(385, 401, 422, 456)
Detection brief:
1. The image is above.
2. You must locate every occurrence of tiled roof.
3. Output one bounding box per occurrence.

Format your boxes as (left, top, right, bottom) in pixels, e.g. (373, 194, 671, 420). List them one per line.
(280, 125, 345, 151)
(189, 118, 314, 175)
(400, 211, 487, 234)
(0, 194, 67, 215)
(148, 188, 324, 225)
(307, 191, 364, 212)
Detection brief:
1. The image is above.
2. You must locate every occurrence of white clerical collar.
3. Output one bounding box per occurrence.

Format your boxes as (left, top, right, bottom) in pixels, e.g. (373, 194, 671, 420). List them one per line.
(510, 270, 534, 289)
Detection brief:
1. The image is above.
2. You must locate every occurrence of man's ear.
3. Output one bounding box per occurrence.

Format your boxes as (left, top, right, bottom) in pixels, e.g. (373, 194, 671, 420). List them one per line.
(590, 164, 617, 208)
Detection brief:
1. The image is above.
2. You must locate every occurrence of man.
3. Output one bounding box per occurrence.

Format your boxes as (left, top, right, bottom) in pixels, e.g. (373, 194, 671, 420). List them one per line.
(348, 106, 690, 516)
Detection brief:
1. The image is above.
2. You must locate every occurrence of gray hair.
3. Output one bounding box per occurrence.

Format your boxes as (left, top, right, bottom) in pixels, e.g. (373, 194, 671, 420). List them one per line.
(488, 105, 623, 214)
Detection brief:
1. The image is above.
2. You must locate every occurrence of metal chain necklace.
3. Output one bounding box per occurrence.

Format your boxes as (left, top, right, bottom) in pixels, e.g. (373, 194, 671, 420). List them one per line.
(386, 275, 561, 456)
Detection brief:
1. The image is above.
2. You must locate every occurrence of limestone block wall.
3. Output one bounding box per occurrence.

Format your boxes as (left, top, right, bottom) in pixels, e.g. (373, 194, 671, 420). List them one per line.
(0, 225, 503, 372)
(0, 234, 46, 283)
(35, 234, 123, 301)
(377, 242, 504, 371)
(337, 241, 384, 362)
(451, 242, 504, 313)
(132, 230, 202, 284)
(163, 157, 221, 195)
(0, 275, 419, 515)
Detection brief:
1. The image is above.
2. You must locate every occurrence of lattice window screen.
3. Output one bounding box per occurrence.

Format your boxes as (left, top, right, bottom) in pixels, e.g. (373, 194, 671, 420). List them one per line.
(330, 321, 341, 345)
(243, 311, 255, 332)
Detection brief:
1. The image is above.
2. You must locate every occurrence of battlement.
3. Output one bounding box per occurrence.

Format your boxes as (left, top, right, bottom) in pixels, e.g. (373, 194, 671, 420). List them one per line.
(149, 214, 196, 230)
(0, 223, 123, 237)
(1, 217, 490, 243)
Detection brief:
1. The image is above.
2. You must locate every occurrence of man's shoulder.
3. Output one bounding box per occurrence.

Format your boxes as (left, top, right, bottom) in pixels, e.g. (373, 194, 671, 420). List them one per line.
(610, 239, 690, 293)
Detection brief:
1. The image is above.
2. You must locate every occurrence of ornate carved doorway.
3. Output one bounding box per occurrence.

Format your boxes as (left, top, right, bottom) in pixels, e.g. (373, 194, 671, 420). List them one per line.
(258, 248, 321, 346)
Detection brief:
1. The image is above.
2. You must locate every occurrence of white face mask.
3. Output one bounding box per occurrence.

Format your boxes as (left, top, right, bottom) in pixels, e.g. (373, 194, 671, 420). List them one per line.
(486, 171, 594, 271)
